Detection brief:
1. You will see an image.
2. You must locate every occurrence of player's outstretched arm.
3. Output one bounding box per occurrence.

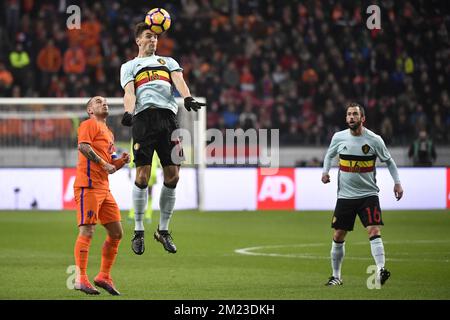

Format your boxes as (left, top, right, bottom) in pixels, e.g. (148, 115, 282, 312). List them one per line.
(121, 82, 136, 126)
(171, 71, 206, 112)
(78, 143, 116, 174)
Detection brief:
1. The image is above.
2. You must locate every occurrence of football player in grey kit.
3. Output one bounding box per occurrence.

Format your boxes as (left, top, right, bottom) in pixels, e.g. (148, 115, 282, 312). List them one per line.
(120, 22, 205, 255)
(322, 103, 403, 286)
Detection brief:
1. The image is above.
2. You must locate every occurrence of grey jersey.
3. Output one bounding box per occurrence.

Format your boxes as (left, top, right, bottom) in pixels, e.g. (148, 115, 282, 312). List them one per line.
(323, 128, 397, 199)
(120, 55, 182, 115)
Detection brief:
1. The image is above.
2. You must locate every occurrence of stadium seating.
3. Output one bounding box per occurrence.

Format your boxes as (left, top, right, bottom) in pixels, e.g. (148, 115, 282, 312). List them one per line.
(0, 0, 448, 147)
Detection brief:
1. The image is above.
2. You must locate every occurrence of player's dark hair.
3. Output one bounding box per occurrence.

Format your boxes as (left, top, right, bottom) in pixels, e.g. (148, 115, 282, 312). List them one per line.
(135, 22, 152, 39)
(86, 97, 94, 109)
(86, 97, 94, 116)
(346, 102, 365, 117)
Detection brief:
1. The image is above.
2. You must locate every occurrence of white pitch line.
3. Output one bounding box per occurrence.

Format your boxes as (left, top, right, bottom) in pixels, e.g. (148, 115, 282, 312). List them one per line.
(234, 240, 450, 263)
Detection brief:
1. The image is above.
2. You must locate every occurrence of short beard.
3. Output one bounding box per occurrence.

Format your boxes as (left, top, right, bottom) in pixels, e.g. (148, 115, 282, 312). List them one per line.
(348, 121, 361, 131)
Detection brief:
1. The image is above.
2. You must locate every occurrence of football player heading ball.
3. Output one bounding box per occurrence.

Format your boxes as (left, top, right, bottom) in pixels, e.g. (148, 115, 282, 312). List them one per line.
(120, 12, 205, 255)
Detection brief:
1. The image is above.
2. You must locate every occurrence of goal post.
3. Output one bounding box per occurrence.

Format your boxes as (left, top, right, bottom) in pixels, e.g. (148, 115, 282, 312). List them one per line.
(174, 97, 206, 211)
(0, 97, 207, 211)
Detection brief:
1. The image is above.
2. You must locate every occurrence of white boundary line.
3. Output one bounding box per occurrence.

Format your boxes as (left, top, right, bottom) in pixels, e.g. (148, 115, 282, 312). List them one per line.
(234, 240, 450, 263)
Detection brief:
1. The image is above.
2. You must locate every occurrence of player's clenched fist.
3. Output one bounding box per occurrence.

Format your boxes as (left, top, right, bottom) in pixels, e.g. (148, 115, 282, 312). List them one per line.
(121, 152, 131, 164)
(121, 112, 133, 126)
(321, 174, 330, 184)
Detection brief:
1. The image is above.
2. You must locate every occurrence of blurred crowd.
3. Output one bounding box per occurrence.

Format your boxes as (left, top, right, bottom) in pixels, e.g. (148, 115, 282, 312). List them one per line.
(0, 0, 448, 146)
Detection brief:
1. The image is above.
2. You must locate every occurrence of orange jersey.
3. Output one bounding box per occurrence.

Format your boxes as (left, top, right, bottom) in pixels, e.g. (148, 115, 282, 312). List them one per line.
(74, 118, 115, 190)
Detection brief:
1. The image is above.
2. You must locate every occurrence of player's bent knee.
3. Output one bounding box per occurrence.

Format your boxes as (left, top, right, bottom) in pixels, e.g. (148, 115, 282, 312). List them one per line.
(136, 166, 151, 186)
(135, 173, 150, 186)
(135, 178, 149, 188)
(109, 231, 123, 240)
(367, 226, 381, 238)
(333, 230, 347, 242)
(164, 175, 179, 188)
(79, 225, 95, 238)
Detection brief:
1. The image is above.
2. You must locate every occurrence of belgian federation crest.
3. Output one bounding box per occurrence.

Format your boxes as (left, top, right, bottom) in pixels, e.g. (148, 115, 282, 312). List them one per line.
(362, 144, 370, 154)
(157, 58, 166, 65)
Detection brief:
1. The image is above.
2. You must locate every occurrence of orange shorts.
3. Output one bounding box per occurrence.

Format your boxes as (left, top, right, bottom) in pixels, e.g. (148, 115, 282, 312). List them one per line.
(74, 187, 121, 226)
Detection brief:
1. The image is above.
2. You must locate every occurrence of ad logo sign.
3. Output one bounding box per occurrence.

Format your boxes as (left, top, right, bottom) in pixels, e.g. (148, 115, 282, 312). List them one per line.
(257, 168, 295, 210)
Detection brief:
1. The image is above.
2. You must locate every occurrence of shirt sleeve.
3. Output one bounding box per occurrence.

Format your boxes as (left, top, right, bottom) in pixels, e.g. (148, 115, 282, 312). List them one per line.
(120, 62, 134, 89)
(373, 135, 392, 162)
(323, 133, 339, 174)
(78, 120, 99, 145)
(167, 57, 183, 72)
(386, 158, 401, 184)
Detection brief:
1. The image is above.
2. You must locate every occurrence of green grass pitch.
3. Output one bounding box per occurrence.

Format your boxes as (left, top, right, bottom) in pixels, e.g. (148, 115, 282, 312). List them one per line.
(0, 209, 449, 300)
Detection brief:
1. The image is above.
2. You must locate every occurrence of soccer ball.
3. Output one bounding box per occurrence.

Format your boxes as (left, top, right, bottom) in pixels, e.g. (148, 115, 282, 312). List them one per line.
(144, 8, 171, 35)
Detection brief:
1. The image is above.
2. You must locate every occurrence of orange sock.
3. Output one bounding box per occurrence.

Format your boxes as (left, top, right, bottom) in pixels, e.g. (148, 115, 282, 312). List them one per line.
(74, 235, 92, 276)
(100, 236, 121, 276)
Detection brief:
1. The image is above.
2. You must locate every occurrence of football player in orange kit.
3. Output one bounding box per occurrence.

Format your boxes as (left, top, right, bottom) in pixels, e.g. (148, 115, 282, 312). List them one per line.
(73, 96, 130, 295)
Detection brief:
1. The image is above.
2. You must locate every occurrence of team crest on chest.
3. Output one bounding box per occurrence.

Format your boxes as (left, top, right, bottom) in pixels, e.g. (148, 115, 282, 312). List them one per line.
(157, 58, 166, 65)
(361, 144, 370, 154)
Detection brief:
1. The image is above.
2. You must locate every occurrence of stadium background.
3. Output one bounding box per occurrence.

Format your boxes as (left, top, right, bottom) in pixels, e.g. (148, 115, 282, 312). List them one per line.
(0, 0, 449, 301)
(0, 0, 448, 153)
